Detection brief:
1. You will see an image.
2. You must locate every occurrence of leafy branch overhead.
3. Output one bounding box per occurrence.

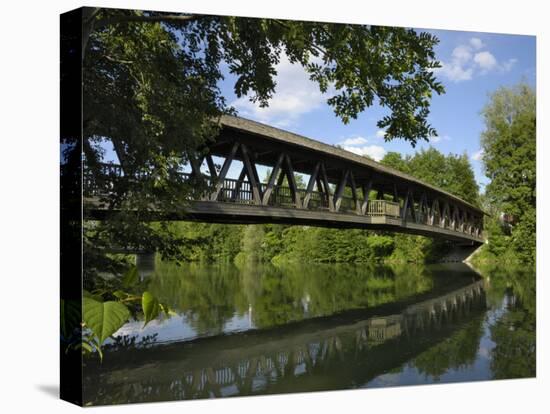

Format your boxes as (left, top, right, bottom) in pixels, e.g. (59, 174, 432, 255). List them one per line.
(83, 8, 445, 157)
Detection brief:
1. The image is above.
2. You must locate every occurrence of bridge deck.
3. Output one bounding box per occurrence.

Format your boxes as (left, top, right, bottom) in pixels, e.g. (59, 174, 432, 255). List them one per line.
(179, 200, 484, 243)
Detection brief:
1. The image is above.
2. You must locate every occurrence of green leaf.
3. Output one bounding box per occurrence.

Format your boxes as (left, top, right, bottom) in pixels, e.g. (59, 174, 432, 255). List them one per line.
(113, 290, 127, 300)
(81, 341, 93, 353)
(142, 291, 160, 327)
(82, 297, 130, 344)
(83, 290, 103, 302)
(122, 266, 139, 288)
(159, 303, 170, 316)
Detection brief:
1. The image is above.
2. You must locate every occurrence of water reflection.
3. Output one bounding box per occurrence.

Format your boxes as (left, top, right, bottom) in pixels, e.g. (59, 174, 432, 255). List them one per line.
(82, 262, 535, 405)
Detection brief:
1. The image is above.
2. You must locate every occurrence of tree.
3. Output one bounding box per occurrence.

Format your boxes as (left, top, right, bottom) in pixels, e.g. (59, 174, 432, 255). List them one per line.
(379, 152, 410, 173)
(381, 147, 480, 263)
(480, 83, 536, 262)
(77, 7, 446, 270)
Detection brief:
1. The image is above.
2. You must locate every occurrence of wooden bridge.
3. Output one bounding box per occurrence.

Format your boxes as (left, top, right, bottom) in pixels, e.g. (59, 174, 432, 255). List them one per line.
(85, 115, 485, 243)
(84, 279, 486, 403)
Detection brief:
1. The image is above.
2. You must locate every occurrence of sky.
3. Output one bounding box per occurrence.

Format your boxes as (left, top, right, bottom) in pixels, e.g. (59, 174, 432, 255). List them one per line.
(218, 28, 536, 190)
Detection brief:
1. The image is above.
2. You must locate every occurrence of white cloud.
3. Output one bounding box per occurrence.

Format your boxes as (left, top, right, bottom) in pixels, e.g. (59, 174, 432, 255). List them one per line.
(338, 136, 368, 146)
(474, 51, 498, 71)
(231, 53, 330, 127)
(435, 37, 517, 82)
(501, 58, 518, 72)
(342, 144, 387, 161)
(469, 37, 485, 50)
(428, 134, 451, 144)
(436, 56, 474, 82)
(452, 45, 473, 64)
(472, 149, 484, 161)
(337, 130, 391, 161)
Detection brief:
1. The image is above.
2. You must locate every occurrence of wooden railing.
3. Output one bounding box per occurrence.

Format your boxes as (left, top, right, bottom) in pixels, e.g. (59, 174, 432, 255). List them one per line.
(367, 200, 400, 217)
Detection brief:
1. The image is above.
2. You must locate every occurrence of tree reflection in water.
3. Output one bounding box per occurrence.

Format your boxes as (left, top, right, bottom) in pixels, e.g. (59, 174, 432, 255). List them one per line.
(82, 262, 535, 405)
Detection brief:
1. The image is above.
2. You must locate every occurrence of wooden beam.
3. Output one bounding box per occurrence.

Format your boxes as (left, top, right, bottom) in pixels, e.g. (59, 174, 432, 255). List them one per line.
(249, 151, 262, 191)
(240, 143, 261, 204)
(349, 171, 361, 214)
(315, 176, 325, 207)
(205, 154, 217, 179)
(319, 162, 335, 212)
(303, 161, 321, 209)
(361, 179, 373, 215)
(210, 142, 239, 201)
(441, 202, 450, 228)
(408, 190, 417, 222)
(418, 193, 428, 223)
(276, 165, 286, 186)
(430, 199, 440, 226)
(283, 154, 302, 208)
(333, 169, 349, 212)
(451, 205, 458, 230)
(262, 153, 284, 205)
(401, 189, 410, 221)
(231, 166, 247, 201)
(111, 137, 129, 173)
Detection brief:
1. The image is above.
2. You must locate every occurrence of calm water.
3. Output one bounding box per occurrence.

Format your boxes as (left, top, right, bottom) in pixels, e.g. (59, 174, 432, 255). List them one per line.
(83, 261, 535, 405)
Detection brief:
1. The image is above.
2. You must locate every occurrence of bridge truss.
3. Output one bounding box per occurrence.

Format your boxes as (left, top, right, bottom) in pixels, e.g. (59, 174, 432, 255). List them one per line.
(85, 116, 486, 244)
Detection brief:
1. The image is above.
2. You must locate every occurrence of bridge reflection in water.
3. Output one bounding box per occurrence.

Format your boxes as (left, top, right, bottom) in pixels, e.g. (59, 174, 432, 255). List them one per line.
(83, 279, 486, 404)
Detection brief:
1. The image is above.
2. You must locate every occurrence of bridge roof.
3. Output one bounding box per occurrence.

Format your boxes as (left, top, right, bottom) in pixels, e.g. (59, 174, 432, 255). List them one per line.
(219, 115, 485, 215)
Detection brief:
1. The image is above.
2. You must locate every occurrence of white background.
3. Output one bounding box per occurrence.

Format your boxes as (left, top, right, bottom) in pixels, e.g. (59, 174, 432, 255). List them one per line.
(0, 0, 547, 412)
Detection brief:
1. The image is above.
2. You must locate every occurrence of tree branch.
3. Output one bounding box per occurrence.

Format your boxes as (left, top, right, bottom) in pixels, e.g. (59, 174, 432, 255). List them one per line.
(83, 12, 202, 61)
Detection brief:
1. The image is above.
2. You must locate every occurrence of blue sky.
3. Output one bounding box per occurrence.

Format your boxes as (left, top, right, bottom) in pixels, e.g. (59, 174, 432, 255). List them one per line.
(219, 28, 536, 190)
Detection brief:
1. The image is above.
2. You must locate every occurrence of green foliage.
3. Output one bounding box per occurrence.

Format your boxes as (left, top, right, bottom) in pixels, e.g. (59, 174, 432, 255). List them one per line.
(510, 212, 536, 262)
(163, 222, 244, 262)
(83, 297, 130, 345)
(238, 225, 266, 263)
(79, 265, 173, 359)
(381, 148, 479, 206)
(390, 234, 434, 264)
(481, 83, 536, 216)
(141, 291, 160, 327)
(121, 266, 139, 288)
(468, 262, 535, 379)
(380, 152, 408, 172)
(378, 146, 480, 263)
(413, 314, 485, 380)
(270, 227, 394, 264)
(479, 83, 536, 262)
(366, 235, 395, 257)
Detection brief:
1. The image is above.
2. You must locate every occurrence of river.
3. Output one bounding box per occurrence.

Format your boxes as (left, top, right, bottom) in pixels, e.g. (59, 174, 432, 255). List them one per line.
(82, 260, 535, 405)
